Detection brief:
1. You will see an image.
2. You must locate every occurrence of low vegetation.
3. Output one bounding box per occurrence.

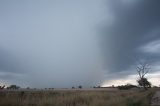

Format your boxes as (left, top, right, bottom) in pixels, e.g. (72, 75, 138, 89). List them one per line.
(0, 89, 155, 106)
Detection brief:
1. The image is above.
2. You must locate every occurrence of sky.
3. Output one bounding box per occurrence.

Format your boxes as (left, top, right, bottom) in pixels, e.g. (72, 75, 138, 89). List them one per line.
(0, 0, 160, 88)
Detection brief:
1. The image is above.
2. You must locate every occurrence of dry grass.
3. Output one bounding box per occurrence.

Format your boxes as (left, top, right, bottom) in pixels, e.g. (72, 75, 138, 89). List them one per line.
(0, 89, 155, 106)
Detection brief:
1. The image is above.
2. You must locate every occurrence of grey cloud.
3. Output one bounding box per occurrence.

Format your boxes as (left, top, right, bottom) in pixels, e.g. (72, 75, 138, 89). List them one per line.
(0, 48, 26, 73)
(1, 0, 160, 87)
(0, 0, 106, 88)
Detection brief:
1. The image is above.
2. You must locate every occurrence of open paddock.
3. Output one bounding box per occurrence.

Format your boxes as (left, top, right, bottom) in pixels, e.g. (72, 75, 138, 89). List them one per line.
(0, 88, 157, 106)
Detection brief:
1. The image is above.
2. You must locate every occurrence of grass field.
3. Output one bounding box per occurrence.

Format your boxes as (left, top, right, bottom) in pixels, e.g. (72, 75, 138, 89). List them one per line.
(0, 88, 156, 106)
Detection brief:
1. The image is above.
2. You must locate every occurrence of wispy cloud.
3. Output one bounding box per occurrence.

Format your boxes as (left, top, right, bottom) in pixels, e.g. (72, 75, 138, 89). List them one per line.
(140, 40, 160, 54)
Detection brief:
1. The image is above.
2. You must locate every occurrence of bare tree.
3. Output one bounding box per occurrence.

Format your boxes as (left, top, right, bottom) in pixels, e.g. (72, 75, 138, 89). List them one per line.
(0, 85, 5, 90)
(136, 61, 151, 90)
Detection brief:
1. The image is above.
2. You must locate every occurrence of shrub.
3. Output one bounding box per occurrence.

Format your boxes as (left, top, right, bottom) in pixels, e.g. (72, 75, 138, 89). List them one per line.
(118, 84, 137, 90)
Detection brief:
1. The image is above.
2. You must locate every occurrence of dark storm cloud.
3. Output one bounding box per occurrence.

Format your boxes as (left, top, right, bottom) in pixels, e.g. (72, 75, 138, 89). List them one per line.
(100, 0, 160, 73)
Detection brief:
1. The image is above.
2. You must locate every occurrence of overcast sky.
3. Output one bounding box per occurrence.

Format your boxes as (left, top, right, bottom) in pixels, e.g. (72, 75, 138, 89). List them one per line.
(0, 0, 160, 88)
